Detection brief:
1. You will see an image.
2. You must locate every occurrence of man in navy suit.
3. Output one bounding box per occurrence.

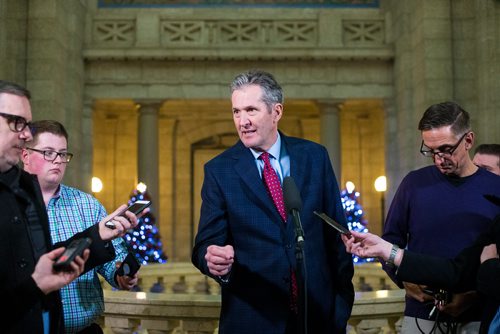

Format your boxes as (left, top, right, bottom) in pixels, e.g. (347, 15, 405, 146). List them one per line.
(192, 70, 354, 333)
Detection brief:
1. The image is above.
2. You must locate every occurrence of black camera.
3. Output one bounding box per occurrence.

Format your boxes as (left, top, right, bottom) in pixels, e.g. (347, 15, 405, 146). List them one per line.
(423, 288, 452, 318)
(423, 288, 452, 304)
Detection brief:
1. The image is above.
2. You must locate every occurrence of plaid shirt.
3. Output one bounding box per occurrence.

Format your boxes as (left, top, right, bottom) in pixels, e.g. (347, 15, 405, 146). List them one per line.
(47, 184, 128, 334)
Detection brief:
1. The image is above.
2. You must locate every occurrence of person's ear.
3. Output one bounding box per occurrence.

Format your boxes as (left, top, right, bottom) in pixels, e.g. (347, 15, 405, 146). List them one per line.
(273, 103, 283, 123)
(21, 148, 30, 165)
(465, 132, 474, 150)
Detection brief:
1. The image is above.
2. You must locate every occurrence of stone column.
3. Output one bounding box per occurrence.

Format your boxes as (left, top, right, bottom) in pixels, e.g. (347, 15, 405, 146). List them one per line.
(136, 100, 163, 222)
(81, 98, 94, 194)
(317, 100, 343, 187)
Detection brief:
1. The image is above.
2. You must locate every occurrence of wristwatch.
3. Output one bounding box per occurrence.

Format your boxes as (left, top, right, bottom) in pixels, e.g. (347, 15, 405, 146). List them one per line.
(385, 244, 400, 268)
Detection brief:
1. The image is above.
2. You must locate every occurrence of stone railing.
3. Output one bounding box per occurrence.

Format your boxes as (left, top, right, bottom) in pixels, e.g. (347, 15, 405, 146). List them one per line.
(101, 261, 398, 294)
(100, 262, 403, 333)
(102, 289, 404, 334)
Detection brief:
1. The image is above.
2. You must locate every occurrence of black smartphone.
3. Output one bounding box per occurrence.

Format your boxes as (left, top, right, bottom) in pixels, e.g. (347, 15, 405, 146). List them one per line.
(116, 252, 141, 277)
(105, 200, 151, 230)
(53, 237, 92, 272)
(313, 211, 352, 237)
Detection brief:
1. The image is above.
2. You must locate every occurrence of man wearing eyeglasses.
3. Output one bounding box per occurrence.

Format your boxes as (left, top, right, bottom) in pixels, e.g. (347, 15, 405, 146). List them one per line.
(382, 101, 500, 333)
(22, 120, 140, 333)
(0, 80, 139, 334)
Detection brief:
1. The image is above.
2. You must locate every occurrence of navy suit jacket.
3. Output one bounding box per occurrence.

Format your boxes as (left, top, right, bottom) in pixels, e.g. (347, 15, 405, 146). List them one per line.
(192, 133, 354, 334)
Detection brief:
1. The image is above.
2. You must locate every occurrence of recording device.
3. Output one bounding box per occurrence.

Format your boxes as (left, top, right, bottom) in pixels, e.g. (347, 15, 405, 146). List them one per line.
(283, 176, 305, 243)
(423, 288, 452, 318)
(53, 237, 92, 272)
(116, 252, 141, 277)
(105, 200, 151, 230)
(313, 211, 352, 237)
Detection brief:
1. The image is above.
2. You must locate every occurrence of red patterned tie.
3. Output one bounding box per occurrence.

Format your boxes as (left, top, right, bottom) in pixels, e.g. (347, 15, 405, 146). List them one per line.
(260, 152, 287, 222)
(260, 152, 298, 314)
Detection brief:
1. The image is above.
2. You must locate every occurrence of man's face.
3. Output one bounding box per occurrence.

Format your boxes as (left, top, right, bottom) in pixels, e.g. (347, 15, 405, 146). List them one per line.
(421, 126, 473, 176)
(231, 84, 282, 152)
(0, 93, 33, 172)
(22, 132, 68, 189)
(473, 153, 500, 175)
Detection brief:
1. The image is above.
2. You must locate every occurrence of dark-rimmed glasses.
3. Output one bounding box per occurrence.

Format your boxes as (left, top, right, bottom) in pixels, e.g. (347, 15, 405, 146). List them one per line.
(25, 147, 73, 163)
(420, 132, 468, 158)
(0, 112, 31, 132)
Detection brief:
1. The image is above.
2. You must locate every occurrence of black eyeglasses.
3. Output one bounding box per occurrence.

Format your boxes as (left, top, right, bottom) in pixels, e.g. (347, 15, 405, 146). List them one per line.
(420, 132, 468, 158)
(0, 112, 31, 132)
(26, 147, 73, 163)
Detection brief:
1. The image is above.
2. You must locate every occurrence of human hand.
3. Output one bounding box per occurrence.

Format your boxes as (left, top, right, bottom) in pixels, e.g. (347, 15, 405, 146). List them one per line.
(205, 245, 234, 276)
(437, 291, 477, 317)
(99, 204, 144, 241)
(403, 282, 434, 303)
(341, 231, 393, 260)
(480, 244, 498, 263)
(116, 262, 139, 291)
(32, 247, 89, 294)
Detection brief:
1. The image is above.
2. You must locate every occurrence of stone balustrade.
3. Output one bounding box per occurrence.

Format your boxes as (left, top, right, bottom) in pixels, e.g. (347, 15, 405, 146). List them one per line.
(101, 261, 398, 294)
(101, 289, 405, 334)
(100, 261, 403, 333)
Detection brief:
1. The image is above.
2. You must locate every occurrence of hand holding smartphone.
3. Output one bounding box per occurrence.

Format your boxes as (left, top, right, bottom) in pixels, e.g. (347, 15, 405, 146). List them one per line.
(53, 237, 92, 272)
(116, 252, 141, 277)
(105, 200, 151, 230)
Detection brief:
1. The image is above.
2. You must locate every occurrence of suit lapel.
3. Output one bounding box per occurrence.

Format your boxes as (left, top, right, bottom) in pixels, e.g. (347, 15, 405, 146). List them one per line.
(281, 133, 308, 194)
(232, 141, 287, 227)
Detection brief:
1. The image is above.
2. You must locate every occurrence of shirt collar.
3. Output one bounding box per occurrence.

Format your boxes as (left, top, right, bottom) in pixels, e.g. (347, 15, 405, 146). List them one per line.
(249, 132, 281, 160)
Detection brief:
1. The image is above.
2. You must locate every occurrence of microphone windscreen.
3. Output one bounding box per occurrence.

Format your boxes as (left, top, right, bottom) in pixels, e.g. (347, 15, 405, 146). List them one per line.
(283, 176, 302, 213)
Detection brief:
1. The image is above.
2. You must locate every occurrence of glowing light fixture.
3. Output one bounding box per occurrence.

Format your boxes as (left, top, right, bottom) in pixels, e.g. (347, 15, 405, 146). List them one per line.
(91, 177, 103, 193)
(345, 181, 355, 193)
(137, 182, 147, 193)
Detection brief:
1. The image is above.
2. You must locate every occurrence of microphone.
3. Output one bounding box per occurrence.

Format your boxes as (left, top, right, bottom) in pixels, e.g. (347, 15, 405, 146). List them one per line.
(283, 176, 304, 243)
(283, 176, 302, 213)
(283, 177, 308, 334)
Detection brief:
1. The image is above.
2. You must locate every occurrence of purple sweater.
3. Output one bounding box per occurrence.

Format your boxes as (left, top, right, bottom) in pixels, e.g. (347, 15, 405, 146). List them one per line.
(382, 166, 500, 321)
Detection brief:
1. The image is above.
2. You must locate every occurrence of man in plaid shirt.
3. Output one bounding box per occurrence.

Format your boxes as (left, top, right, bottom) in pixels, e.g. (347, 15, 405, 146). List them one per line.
(22, 120, 139, 334)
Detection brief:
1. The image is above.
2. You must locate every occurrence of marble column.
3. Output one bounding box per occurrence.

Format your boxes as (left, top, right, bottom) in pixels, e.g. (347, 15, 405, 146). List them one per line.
(317, 100, 343, 188)
(136, 100, 163, 222)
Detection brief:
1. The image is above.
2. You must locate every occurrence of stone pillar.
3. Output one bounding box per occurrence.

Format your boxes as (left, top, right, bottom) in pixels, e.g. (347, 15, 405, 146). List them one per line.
(317, 100, 343, 187)
(136, 100, 163, 223)
(81, 98, 94, 194)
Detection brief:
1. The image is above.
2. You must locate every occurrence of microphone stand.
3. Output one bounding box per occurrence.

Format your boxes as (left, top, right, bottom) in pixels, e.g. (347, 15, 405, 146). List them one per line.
(291, 209, 307, 334)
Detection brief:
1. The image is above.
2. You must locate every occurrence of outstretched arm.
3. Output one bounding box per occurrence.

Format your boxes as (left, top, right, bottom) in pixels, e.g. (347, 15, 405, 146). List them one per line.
(341, 231, 404, 265)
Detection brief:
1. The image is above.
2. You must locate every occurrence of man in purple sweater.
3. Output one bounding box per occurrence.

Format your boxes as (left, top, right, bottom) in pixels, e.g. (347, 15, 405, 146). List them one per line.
(382, 101, 500, 333)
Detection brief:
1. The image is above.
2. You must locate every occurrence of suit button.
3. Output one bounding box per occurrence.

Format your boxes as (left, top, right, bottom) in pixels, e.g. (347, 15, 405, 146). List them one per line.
(286, 244, 292, 249)
(18, 259, 28, 268)
(11, 216, 20, 224)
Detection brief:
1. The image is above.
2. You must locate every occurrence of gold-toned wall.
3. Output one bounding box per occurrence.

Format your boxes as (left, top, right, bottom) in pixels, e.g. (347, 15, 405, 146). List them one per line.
(92, 101, 139, 212)
(340, 100, 385, 235)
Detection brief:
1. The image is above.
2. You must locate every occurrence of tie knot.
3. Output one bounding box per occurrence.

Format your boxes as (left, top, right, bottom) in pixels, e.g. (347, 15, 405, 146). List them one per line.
(260, 152, 271, 164)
